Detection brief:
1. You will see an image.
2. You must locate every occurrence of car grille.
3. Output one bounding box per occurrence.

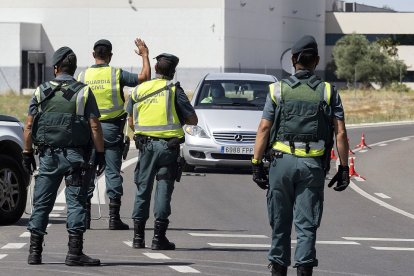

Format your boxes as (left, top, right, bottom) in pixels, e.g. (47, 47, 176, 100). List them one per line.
(211, 153, 253, 160)
(213, 132, 256, 143)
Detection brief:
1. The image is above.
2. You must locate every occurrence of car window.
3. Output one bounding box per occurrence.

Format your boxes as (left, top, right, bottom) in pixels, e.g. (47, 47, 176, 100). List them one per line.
(195, 80, 272, 110)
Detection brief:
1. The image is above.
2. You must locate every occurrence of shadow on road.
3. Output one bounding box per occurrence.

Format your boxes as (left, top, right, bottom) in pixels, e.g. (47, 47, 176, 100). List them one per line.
(100, 261, 194, 267)
(176, 247, 267, 252)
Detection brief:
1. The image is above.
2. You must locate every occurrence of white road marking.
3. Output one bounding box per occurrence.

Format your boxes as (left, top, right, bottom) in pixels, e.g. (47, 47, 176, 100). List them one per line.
(143, 253, 171, 260)
(47, 223, 52, 228)
(20, 232, 31, 238)
(208, 243, 270, 248)
(0, 254, 7, 260)
(291, 241, 359, 245)
(378, 144, 388, 147)
(359, 149, 368, 153)
(1, 243, 26, 249)
(169, 266, 200, 273)
(374, 193, 391, 199)
(188, 233, 268, 238)
(208, 240, 359, 248)
(372, 247, 414, 251)
(347, 121, 414, 129)
(401, 138, 410, 141)
(349, 182, 414, 220)
(123, 241, 133, 247)
(52, 206, 65, 211)
(343, 237, 414, 242)
(55, 188, 66, 204)
(354, 177, 365, 182)
(49, 213, 61, 218)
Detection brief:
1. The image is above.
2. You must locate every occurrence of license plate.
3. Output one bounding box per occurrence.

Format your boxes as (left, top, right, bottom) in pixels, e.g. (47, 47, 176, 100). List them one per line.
(221, 146, 254, 155)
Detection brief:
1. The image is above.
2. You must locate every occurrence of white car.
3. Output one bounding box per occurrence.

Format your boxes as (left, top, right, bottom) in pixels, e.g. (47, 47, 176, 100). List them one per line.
(182, 73, 277, 170)
(0, 115, 30, 225)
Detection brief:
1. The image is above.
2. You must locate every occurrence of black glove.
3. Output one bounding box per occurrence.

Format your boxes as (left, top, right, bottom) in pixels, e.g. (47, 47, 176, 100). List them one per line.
(328, 165, 350, 192)
(94, 152, 106, 176)
(22, 151, 36, 175)
(252, 162, 269, 190)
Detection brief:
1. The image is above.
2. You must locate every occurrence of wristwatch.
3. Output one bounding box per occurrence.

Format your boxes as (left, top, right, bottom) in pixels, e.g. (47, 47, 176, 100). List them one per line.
(251, 158, 262, 165)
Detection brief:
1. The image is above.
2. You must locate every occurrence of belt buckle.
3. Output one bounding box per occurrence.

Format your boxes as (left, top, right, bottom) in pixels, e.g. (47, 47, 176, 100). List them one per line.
(272, 150, 283, 159)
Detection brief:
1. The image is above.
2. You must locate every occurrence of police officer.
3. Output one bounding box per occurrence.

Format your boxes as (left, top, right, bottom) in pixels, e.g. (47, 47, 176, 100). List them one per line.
(251, 36, 350, 276)
(22, 47, 105, 266)
(78, 38, 150, 230)
(126, 53, 198, 250)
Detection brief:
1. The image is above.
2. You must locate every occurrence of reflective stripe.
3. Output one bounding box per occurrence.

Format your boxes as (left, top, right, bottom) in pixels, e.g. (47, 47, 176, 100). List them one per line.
(270, 82, 282, 105)
(166, 81, 173, 124)
(278, 140, 325, 150)
(272, 141, 325, 157)
(324, 82, 331, 105)
(34, 88, 41, 112)
(134, 124, 182, 132)
(76, 87, 89, 116)
(79, 71, 85, 83)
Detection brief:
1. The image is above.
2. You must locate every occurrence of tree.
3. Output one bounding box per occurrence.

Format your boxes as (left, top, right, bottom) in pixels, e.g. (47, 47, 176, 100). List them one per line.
(332, 33, 407, 88)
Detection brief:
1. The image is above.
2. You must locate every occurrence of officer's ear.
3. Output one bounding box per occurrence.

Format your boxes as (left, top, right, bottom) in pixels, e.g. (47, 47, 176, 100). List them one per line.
(53, 66, 58, 77)
(92, 52, 96, 59)
(315, 56, 320, 67)
(108, 53, 113, 63)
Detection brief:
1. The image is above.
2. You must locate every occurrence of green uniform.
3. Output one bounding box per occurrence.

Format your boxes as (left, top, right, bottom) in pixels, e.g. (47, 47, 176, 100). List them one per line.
(262, 70, 344, 268)
(78, 65, 138, 201)
(27, 74, 100, 235)
(126, 78, 194, 222)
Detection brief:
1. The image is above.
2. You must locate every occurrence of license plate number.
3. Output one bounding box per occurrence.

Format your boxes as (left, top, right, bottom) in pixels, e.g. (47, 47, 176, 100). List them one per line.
(221, 146, 254, 155)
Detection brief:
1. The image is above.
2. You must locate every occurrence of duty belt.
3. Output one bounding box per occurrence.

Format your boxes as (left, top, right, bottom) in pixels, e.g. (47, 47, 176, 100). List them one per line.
(279, 140, 325, 151)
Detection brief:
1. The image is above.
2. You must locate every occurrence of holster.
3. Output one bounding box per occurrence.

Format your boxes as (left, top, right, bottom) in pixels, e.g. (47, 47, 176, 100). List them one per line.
(175, 156, 186, 182)
(122, 136, 130, 160)
(133, 135, 147, 151)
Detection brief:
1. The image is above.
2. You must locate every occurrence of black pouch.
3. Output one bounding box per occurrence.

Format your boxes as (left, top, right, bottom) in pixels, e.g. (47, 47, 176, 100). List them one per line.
(167, 137, 181, 149)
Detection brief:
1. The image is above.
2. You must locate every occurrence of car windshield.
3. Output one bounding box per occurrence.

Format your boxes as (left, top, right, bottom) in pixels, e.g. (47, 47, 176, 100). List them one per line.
(194, 80, 273, 110)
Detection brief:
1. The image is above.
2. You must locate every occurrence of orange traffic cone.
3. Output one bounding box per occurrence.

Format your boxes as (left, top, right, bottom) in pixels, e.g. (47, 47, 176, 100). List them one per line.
(330, 149, 338, 160)
(349, 157, 365, 180)
(348, 139, 355, 155)
(354, 132, 371, 150)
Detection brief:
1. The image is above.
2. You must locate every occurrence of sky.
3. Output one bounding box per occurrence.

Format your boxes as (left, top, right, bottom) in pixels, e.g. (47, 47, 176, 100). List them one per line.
(358, 0, 414, 11)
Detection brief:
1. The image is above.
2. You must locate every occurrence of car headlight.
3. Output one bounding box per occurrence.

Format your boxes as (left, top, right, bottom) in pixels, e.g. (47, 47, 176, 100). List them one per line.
(184, 125, 210, 138)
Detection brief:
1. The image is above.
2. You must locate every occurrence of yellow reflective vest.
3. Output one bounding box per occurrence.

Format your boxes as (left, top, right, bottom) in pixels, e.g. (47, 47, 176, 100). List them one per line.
(78, 66, 124, 121)
(131, 79, 184, 139)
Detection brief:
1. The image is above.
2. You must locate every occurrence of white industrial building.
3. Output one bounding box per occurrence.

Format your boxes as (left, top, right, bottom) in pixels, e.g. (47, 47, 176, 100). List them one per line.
(0, 0, 413, 94)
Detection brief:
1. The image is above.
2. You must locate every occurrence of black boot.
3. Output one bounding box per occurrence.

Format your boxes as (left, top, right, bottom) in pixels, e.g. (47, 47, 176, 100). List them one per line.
(85, 199, 91, 230)
(109, 198, 129, 230)
(133, 220, 146, 248)
(28, 232, 43, 265)
(151, 220, 175, 250)
(65, 234, 100, 266)
(297, 266, 313, 276)
(268, 262, 288, 276)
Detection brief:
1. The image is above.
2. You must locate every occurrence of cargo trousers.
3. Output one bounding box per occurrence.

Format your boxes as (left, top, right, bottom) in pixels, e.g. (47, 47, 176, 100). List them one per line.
(267, 152, 325, 268)
(27, 148, 88, 235)
(132, 139, 178, 222)
(87, 120, 124, 200)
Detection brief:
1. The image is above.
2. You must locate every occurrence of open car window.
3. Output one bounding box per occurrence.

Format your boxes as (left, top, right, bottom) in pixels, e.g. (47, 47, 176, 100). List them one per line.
(195, 80, 272, 110)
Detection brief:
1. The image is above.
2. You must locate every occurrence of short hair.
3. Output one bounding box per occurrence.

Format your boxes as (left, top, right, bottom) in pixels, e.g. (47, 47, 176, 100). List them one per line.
(155, 59, 176, 80)
(57, 53, 77, 75)
(94, 45, 112, 60)
(293, 52, 318, 68)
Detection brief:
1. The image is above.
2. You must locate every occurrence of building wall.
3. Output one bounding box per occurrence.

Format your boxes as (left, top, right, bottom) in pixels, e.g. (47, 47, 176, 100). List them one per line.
(224, 0, 326, 78)
(0, 0, 225, 93)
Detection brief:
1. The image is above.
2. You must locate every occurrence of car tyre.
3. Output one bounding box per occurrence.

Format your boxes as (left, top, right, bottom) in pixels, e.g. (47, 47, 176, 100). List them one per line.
(0, 154, 28, 225)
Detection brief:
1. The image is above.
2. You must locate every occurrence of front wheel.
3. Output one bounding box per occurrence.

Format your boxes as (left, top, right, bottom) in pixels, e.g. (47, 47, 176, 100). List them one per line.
(0, 154, 28, 225)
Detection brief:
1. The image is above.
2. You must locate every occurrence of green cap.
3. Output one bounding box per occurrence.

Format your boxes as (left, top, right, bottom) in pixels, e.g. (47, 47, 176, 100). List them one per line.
(52, 46, 74, 66)
(291, 35, 318, 55)
(155, 53, 179, 67)
(94, 39, 112, 51)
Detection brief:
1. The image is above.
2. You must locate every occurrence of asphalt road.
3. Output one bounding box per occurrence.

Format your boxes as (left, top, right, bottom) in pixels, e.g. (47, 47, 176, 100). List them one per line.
(0, 122, 413, 276)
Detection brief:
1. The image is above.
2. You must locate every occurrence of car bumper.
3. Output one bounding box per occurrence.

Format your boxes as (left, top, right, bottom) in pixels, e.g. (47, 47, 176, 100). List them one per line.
(182, 138, 254, 168)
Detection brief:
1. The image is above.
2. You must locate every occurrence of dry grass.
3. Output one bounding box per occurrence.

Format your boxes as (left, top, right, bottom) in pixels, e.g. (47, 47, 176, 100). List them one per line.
(340, 90, 414, 124)
(0, 93, 31, 122)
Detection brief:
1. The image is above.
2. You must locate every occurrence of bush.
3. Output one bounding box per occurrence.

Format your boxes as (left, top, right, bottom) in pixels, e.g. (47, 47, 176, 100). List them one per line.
(384, 82, 411, 93)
